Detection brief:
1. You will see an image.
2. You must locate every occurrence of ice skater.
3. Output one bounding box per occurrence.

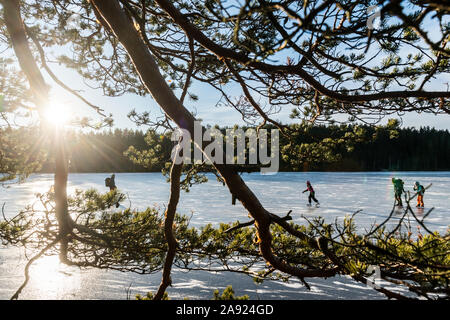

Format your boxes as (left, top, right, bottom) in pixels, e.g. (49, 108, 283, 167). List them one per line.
(413, 181, 425, 208)
(105, 174, 121, 208)
(302, 180, 319, 207)
(105, 173, 117, 191)
(392, 177, 405, 207)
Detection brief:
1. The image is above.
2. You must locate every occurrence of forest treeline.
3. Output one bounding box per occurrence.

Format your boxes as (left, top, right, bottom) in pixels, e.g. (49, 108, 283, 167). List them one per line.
(28, 123, 450, 173)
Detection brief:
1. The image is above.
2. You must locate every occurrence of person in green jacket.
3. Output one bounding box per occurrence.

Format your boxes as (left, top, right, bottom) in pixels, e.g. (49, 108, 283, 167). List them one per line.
(392, 177, 405, 207)
(413, 181, 425, 208)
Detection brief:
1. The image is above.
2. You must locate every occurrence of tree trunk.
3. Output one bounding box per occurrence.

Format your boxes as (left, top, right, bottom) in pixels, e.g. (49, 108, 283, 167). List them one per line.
(89, 0, 342, 279)
(54, 128, 71, 261)
(2, 0, 72, 261)
(89, 0, 274, 265)
(154, 159, 182, 300)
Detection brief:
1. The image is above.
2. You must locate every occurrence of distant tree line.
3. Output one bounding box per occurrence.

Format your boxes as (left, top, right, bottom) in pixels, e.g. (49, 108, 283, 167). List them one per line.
(38, 129, 149, 173)
(279, 123, 450, 171)
(1, 0, 449, 301)
(342, 126, 450, 171)
(27, 124, 450, 173)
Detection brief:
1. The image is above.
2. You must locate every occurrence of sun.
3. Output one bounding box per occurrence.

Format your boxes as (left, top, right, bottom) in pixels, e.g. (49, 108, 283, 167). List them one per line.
(44, 102, 72, 127)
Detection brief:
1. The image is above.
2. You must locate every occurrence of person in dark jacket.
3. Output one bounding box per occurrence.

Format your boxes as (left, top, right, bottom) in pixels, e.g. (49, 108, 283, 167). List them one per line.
(302, 180, 319, 206)
(105, 174, 121, 208)
(105, 173, 117, 191)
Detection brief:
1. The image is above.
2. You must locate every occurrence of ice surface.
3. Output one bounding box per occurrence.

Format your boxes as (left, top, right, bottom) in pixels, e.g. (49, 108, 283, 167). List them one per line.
(0, 172, 448, 299)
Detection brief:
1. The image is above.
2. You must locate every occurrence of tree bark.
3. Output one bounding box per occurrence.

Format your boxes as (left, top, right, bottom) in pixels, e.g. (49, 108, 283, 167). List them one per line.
(2, 0, 72, 261)
(1, 0, 48, 110)
(153, 0, 450, 102)
(54, 129, 71, 262)
(154, 152, 182, 300)
(89, 0, 337, 279)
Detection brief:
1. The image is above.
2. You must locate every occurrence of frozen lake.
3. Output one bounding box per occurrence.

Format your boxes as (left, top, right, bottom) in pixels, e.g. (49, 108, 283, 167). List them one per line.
(0, 172, 449, 300)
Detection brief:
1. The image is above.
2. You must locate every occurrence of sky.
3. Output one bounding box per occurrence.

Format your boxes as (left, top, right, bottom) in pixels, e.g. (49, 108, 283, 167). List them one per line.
(48, 54, 450, 132)
(32, 4, 450, 133)
(2, 1, 448, 133)
(47, 63, 450, 132)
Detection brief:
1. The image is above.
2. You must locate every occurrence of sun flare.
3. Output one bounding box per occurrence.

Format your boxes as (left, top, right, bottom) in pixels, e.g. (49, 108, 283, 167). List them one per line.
(28, 255, 81, 299)
(44, 103, 72, 126)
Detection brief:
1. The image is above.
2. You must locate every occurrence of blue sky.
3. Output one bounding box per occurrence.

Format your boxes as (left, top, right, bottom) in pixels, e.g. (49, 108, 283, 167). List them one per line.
(4, 1, 448, 132)
(48, 64, 450, 132)
(43, 18, 450, 132)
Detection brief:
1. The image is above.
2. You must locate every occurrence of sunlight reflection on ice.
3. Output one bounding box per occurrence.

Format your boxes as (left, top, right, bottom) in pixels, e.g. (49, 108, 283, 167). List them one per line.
(0, 172, 449, 299)
(26, 255, 81, 299)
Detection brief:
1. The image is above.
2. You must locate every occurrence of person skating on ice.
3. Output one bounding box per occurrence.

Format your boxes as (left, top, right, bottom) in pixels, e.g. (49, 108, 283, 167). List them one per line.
(414, 181, 425, 208)
(392, 177, 405, 207)
(302, 180, 319, 207)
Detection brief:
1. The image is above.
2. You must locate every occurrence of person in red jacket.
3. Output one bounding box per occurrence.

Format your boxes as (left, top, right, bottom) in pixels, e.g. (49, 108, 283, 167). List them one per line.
(302, 180, 320, 206)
